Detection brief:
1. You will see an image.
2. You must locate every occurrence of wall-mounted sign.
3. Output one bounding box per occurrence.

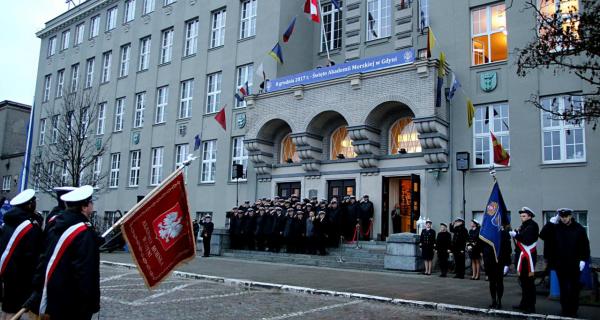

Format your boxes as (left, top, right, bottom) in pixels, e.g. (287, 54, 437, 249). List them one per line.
(480, 71, 497, 92)
(236, 113, 246, 129)
(267, 48, 415, 92)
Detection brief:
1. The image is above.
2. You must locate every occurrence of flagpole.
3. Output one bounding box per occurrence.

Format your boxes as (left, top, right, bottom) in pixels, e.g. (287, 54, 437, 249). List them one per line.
(101, 158, 195, 238)
(316, 0, 331, 61)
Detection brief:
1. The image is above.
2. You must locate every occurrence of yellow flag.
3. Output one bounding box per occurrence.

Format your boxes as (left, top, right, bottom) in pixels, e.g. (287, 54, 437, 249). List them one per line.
(438, 51, 446, 78)
(427, 28, 436, 57)
(467, 99, 475, 128)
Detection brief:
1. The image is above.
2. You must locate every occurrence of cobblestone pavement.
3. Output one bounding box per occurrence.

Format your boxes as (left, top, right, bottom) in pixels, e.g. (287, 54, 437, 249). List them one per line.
(97, 265, 491, 320)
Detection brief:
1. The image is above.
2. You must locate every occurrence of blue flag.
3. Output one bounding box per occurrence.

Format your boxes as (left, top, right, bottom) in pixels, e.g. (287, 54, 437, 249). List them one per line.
(446, 72, 461, 101)
(282, 17, 296, 43)
(269, 42, 284, 64)
(331, 0, 341, 11)
(194, 134, 202, 151)
(479, 182, 510, 262)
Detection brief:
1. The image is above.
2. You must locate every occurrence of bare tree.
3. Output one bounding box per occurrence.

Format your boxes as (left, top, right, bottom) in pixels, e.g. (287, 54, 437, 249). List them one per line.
(515, 0, 600, 129)
(32, 89, 112, 197)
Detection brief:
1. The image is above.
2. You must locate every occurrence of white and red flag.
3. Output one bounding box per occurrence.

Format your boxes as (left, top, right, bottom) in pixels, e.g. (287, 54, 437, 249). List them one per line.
(120, 169, 196, 289)
(304, 0, 320, 23)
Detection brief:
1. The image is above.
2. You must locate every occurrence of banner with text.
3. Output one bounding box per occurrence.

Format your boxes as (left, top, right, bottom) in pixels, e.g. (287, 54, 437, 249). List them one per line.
(267, 48, 415, 92)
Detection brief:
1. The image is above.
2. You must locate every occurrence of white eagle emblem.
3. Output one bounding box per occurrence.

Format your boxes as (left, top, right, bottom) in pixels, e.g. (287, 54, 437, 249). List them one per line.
(157, 212, 183, 243)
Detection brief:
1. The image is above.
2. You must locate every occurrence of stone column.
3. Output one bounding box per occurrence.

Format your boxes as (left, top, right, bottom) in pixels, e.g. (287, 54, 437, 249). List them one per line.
(384, 233, 423, 271)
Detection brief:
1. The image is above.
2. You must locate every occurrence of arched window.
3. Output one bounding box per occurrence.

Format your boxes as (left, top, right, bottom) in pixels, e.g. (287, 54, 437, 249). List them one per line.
(331, 126, 356, 160)
(389, 118, 422, 154)
(280, 134, 300, 164)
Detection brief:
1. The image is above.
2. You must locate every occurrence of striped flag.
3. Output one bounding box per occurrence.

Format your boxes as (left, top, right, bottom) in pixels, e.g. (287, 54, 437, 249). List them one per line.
(304, 0, 320, 23)
(467, 98, 475, 128)
(283, 17, 296, 43)
(331, 0, 341, 11)
(446, 72, 461, 101)
(269, 42, 284, 64)
(491, 132, 510, 166)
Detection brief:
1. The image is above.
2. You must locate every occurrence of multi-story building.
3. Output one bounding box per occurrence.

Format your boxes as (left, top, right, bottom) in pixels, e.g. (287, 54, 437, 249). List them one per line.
(31, 0, 599, 257)
(0, 100, 31, 201)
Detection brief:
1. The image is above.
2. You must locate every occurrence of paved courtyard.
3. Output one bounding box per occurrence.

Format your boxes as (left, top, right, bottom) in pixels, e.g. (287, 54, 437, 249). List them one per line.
(98, 264, 491, 320)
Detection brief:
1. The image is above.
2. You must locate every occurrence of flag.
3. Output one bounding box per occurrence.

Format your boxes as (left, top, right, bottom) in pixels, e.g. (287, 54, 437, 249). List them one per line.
(427, 27, 436, 58)
(239, 81, 249, 96)
(331, 0, 341, 11)
(214, 106, 226, 130)
(304, 0, 320, 23)
(467, 98, 475, 127)
(491, 132, 510, 166)
(283, 17, 296, 43)
(234, 93, 244, 102)
(269, 42, 284, 64)
(120, 170, 196, 289)
(446, 72, 461, 101)
(19, 100, 35, 191)
(438, 51, 446, 78)
(479, 182, 510, 262)
(368, 12, 378, 38)
(435, 51, 446, 108)
(194, 134, 201, 151)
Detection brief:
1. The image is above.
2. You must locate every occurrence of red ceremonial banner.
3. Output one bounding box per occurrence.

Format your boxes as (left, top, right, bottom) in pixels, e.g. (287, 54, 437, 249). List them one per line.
(120, 170, 196, 289)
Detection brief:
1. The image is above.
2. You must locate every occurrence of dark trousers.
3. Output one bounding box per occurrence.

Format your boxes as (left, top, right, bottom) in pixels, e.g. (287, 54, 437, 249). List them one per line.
(454, 251, 465, 277)
(438, 252, 449, 276)
(202, 235, 211, 256)
(246, 234, 255, 250)
(360, 219, 371, 240)
(486, 262, 505, 304)
(518, 269, 536, 311)
(556, 268, 581, 317)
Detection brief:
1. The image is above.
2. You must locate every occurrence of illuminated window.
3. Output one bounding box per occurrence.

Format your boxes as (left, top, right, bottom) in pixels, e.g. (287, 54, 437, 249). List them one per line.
(471, 3, 507, 65)
(281, 134, 300, 164)
(389, 118, 422, 154)
(330, 126, 356, 160)
(539, 0, 579, 45)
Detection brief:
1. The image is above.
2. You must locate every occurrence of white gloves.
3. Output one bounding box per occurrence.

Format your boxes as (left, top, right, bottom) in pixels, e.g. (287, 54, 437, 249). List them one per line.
(509, 230, 517, 238)
(550, 215, 559, 224)
(580, 261, 585, 271)
(503, 266, 509, 275)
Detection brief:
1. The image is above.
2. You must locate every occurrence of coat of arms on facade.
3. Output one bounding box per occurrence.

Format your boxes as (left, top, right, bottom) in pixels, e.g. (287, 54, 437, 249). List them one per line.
(153, 203, 184, 250)
(236, 113, 246, 129)
(480, 71, 497, 92)
(132, 132, 140, 145)
(179, 124, 187, 137)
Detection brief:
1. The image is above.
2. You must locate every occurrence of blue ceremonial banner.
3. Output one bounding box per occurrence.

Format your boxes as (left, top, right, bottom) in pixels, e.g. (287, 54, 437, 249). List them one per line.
(479, 182, 510, 262)
(267, 48, 415, 92)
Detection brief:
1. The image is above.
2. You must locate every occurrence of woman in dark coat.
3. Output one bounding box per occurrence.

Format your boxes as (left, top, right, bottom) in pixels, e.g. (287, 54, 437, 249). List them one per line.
(419, 220, 436, 275)
(391, 203, 401, 234)
(467, 219, 482, 280)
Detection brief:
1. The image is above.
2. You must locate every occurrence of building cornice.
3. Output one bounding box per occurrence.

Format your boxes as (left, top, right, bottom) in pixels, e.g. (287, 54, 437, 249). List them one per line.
(36, 0, 119, 39)
(0, 100, 32, 112)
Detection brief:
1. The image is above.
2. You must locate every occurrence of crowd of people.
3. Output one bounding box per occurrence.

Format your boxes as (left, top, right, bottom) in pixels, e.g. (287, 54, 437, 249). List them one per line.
(226, 194, 375, 255)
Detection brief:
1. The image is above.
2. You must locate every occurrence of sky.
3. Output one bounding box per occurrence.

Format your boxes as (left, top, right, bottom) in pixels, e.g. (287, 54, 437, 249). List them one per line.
(0, 1, 68, 105)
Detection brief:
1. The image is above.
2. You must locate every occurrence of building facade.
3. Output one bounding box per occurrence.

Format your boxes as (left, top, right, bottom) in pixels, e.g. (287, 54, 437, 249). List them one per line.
(0, 100, 31, 201)
(30, 0, 599, 256)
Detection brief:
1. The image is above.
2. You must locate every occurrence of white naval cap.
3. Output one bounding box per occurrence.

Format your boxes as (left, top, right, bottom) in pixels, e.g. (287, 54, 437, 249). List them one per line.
(60, 185, 94, 203)
(10, 189, 36, 206)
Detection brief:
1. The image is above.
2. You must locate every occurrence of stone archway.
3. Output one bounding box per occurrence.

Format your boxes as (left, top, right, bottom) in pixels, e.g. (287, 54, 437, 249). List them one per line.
(245, 118, 293, 175)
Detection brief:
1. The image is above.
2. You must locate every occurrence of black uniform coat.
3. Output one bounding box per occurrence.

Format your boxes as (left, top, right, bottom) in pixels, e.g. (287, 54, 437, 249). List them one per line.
(419, 228, 436, 260)
(0, 207, 43, 313)
(514, 219, 539, 274)
(550, 220, 590, 272)
(449, 223, 468, 254)
(42, 209, 100, 319)
(482, 229, 512, 267)
(435, 231, 451, 253)
(467, 227, 481, 259)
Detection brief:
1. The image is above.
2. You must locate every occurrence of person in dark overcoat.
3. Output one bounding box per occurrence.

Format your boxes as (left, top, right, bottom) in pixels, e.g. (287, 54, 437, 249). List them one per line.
(291, 211, 306, 253)
(450, 217, 468, 279)
(435, 223, 451, 277)
(391, 203, 401, 234)
(314, 211, 329, 255)
(283, 209, 295, 253)
(326, 199, 342, 247)
(254, 208, 267, 251)
(419, 219, 436, 275)
(200, 215, 214, 257)
(509, 207, 539, 314)
(358, 195, 374, 240)
(244, 209, 257, 250)
(345, 196, 360, 240)
(481, 227, 512, 309)
(467, 219, 482, 280)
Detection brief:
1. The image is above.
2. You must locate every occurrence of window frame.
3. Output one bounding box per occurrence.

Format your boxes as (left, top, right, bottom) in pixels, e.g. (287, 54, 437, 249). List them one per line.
(143, 0, 155, 14)
(540, 95, 586, 164)
(321, 2, 343, 52)
(75, 23, 85, 45)
(51, 115, 59, 144)
(70, 63, 80, 92)
(366, 0, 392, 41)
(109, 153, 121, 188)
(231, 136, 248, 181)
(47, 36, 57, 57)
(97, 102, 106, 135)
(139, 36, 151, 71)
(61, 30, 71, 51)
(38, 118, 46, 146)
(235, 64, 253, 108)
(206, 72, 221, 114)
(101, 51, 112, 83)
(114, 97, 125, 132)
(92, 156, 102, 188)
(175, 143, 189, 179)
(134, 92, 146, 128)
(200, 140, 217, 183)
(184, 18, 199, 57)
(419, 0, 429, 31)
(124, 0, 136, 23)
(472, 103, 510, 168)
(150, 147, 164, 186)
(388, 118, 422, 155)
(210, 8, 227, 48)
(85, 58, 95, 89)
(470, 3, 508, 66)
(2, 176, 11, 191)
(129, 150, 141, 187)
(160, 28, 174, 64)
(179, 79, 194, 119)
(43, 74, 52, 102)
(155, 86, 168, 124)
(119, 43, 131, 77)
(106, 6, 118, 31)
(56, 69, 65, 98)
(239, 0, 257, 39)
(90, 15, 100, 39)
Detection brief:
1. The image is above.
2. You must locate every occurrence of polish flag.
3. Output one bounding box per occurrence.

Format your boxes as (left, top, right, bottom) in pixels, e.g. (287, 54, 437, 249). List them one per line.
(304, 0, 320, 23)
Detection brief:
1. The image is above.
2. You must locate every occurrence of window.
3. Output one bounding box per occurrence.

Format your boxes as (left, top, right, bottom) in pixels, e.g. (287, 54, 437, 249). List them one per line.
(51, 115, 59, 143)
(231, 137, 248, 180)
(473, 103, 510, 166)
(97, 102, 106, 135)
(150, 147, 164, 185)
(101, 51, 112, 83)
(75, 23, 85, 45)
(143, 0, 155, 14)
(179, 79, 194, 118)
(70, 63, 79, 92)
(61, 30, 70, 50)
(47, 162, 56, 183)
(106, 6, 118, 31)
(124, 0, 136, 23)
(539, 0, 580, 47)
(85, 58, 95, 88)
(175, 143, 189, 178)
(471, 3, 507, 65)
(61, 160, 69, 186)
(184, 18, 199, 56)
(43, 75, 52, 102)
(541, 95, 585, 163)
(47, 36, 57, 57)
(389, 118, 422, 154)
(210, 9, 226, 48)
(543, 210, 588, 234)
(419, 0, 429, 31)
(321, 2, 342, 51)
(2, 176, 11, 191)
(109, 153, 121, 188)
(92, 157, 102, 187)
(160, 28, 174, 64)
(155, 86, 168, 124)
(280, 134, 300, 163)
(235, 65, 252, 108)
(39, 118, 46, 146)
(240, 0, 257, 39)
(66, 111, 74, 139)
(206, 72, 221, 113)
(139, 36, 151, 71)
(201, 140, 217, 183)
(81, 107, 90, 138)
(330, 126, 356, 160)
(164, 0, 176, 5)
(129, 150, 141, 187)
(56, 69, 65, 98)
(134, 92, 146, 128)
(33, 164, 41, 190)
(119, 43, 131, 77)
(90, 15, 100, 38)
(114, 97, 125, 132)
(366, 0, 391, 41)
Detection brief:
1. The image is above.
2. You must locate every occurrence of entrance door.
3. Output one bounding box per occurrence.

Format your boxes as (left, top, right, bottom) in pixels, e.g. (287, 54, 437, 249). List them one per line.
(327, 179, 355, 202)
(277, 182, 301, 198)
(385, 176, 421, 235)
